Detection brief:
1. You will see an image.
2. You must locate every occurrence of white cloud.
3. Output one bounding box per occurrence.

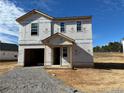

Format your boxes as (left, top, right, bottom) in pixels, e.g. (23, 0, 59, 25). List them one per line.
(0, 34, 16, 44)
(0, 0, 25, 44)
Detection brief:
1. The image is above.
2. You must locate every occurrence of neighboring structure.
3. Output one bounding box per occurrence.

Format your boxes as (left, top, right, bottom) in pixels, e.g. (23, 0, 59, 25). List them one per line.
(0, 42, 18, 61)
(16, 9, 93, 68)
(122, 39, 124, 53)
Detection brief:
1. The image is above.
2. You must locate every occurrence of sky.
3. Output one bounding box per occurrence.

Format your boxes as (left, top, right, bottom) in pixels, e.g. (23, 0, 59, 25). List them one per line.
(0, 0, 124, 46)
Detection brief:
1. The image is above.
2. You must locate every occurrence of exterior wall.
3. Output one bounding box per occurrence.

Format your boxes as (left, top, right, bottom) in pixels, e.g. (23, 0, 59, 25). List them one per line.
(53, 19, 93, 67)
(19, 13, 52, 45)
(72, 43, 93, 67)
(53, 19, 92, 40)
(18, 44, 45, 65)
(45, 46, 52, 66)
(18, 13, 93, 67)
(0, 51, 18, 61)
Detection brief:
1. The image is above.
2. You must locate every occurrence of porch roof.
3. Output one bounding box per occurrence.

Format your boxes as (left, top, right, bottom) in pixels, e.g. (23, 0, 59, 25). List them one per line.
(42, 33, 75, 45)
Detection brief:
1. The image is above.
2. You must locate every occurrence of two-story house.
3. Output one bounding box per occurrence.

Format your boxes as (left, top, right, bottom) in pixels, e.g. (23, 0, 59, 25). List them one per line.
(16, 9, 93, 68)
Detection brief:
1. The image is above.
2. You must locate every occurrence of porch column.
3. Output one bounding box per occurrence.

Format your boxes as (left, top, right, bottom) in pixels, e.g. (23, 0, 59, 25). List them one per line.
(44, 45, 52, 67)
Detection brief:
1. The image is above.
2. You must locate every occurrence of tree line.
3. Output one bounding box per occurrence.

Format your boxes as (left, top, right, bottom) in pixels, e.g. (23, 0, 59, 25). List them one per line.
(93, 42, 123, 52)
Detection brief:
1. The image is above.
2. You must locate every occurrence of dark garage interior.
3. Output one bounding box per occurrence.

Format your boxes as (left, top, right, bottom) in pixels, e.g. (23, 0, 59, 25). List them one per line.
(24, 49, 44, 66)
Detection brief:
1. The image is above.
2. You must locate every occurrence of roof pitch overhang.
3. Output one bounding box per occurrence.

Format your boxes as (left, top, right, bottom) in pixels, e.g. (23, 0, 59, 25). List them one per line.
(16, 9, 54, 23)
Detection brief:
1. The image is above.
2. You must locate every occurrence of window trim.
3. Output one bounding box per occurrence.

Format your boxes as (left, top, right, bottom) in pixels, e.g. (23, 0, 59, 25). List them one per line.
(60, 22, 65, 33)
(77, 21, 82, 32)
(63, 47, 68, 57)
(31, 23, 39, 36)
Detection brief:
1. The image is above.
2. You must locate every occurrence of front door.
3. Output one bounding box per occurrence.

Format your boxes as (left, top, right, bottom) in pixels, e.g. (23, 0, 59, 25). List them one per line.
(53, 47, 60, 65)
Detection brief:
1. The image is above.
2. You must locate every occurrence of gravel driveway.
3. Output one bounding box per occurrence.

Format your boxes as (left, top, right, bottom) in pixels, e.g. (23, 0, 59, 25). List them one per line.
(0, 67, 81, 93)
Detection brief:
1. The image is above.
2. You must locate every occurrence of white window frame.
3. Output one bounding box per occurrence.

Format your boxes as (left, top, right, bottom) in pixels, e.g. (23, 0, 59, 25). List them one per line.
(77, 21, 82, 32)
(31, 23, 39, 35)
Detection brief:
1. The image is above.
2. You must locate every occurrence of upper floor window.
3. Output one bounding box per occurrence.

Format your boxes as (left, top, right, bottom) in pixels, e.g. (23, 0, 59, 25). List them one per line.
(60, 22, 65, 32)
(31, 23, 38, 35)
(77, 21, 81, 32)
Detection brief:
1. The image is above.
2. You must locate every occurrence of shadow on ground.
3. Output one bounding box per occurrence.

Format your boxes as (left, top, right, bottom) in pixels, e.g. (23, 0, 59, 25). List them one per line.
(94, 63, 124, 69)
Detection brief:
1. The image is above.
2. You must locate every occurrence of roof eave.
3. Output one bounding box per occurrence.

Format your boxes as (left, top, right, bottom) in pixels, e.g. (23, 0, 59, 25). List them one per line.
(53, 16, 92, 21)
(16, 9, 54, 23)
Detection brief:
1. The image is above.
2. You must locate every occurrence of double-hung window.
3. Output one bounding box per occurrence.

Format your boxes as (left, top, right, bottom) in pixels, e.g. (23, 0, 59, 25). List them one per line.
(60, 22, 65, 32)
(31, 23, 38, 35)
(77, 21, 81, 32)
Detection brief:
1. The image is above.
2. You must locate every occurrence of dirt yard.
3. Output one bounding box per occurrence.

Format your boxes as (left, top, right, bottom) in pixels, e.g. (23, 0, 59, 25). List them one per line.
(47, 69, 124, 93)
(1, 53, 124, 93)
(47, 52, 124, 93)
(94, 52, 124, 63)
(0, 61, 17, 75)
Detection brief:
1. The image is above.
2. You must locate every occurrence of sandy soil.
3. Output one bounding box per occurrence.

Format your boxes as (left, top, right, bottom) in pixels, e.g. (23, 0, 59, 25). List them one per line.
(47, 68, 124, 93)
(0, 61, 17, 75)
(47, 52, 124, 93)
(94, 52, 124, 63)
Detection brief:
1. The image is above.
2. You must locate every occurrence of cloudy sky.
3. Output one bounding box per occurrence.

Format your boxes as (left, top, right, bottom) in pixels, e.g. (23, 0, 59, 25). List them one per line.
(0, 0, 124, 46)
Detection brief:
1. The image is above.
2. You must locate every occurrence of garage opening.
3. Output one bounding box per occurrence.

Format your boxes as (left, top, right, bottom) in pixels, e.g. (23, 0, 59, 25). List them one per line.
(24, 49, 44, 66)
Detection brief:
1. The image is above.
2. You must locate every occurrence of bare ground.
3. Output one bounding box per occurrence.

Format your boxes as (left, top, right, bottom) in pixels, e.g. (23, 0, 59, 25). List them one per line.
(0, 61, 17, 75)
(47, 52, 124, 93)
(47, 68, 124, 93)
(94, 52, 124, 63)
(1, 53, 124, 93)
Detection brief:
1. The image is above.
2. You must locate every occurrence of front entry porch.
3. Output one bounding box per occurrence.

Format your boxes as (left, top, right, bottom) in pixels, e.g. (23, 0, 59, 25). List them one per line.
(52, 46, 72, 68)
(42, 33, 74, 68)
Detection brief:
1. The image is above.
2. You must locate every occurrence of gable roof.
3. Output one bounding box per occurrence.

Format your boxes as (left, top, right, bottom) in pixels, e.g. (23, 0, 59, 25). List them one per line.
(16, 9, 92, 23)
(42, 32, 75, 44)
(0, 42, 18, 51)
(16, 9, 54, 22)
